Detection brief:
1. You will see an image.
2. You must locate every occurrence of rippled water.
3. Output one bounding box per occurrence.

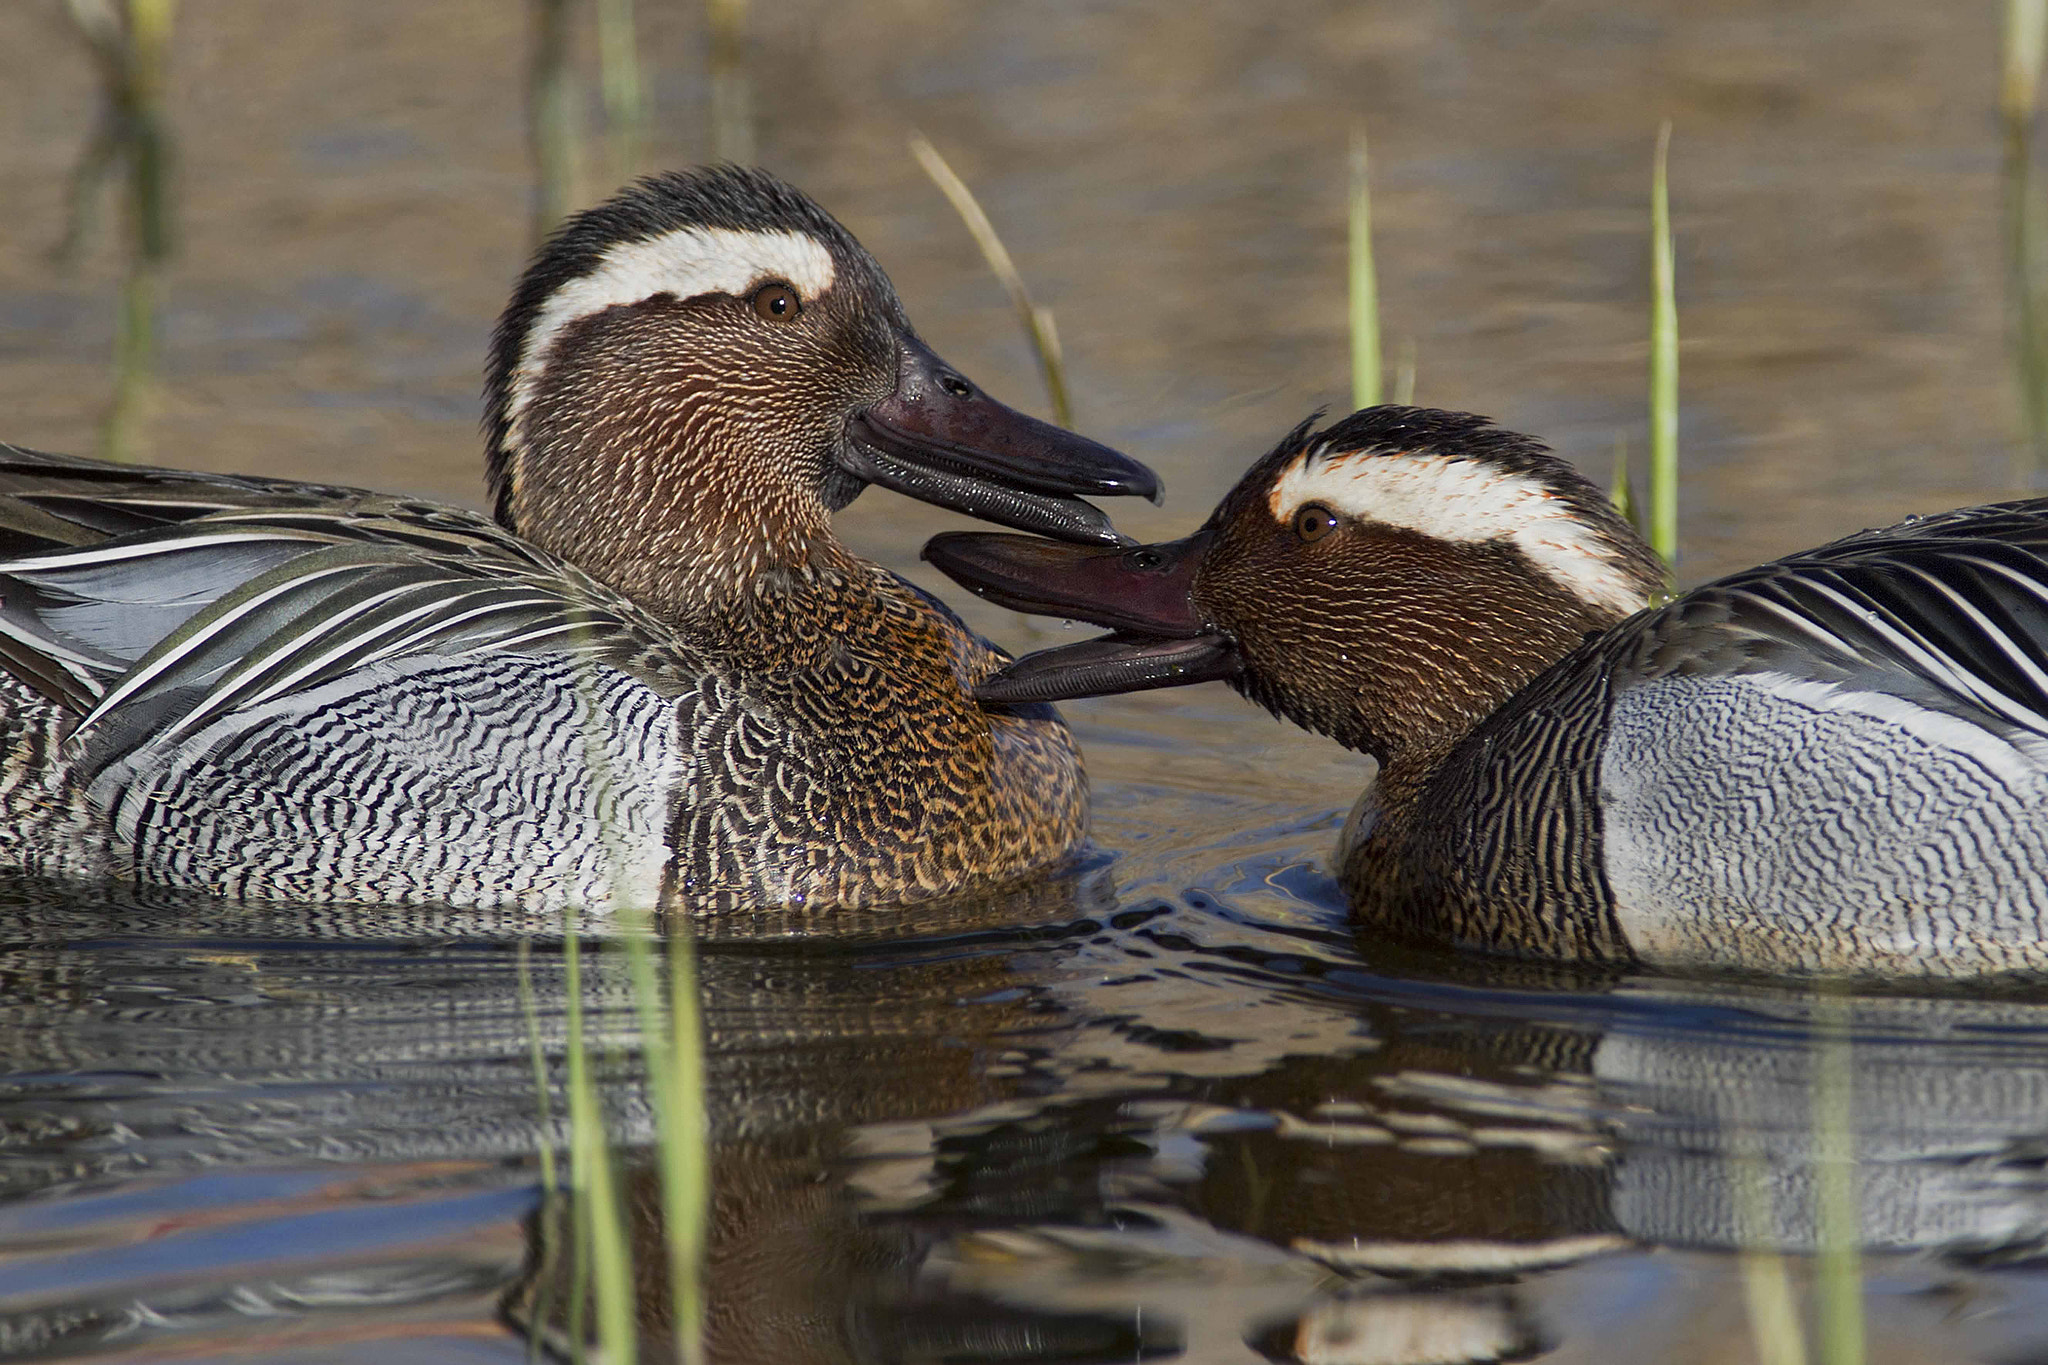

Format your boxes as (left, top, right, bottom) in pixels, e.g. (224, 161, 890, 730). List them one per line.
(8, 0, 2048, 1360)
(13, 708, 2048, 1362)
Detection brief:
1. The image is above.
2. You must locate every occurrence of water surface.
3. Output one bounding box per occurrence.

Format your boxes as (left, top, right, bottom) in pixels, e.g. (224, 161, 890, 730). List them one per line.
(4, 1, 2048, 1360)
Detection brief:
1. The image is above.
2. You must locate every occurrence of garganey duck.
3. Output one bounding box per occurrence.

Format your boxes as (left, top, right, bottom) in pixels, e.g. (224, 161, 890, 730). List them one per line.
(927, 406, 2048, 976)
(0, 166, 1159, 915)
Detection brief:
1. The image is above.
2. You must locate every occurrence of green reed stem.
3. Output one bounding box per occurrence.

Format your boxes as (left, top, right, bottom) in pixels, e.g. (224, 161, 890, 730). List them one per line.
(110, 0, 175, 465)
(104, 265, 157, 464)
(1728, 1040, 1808, 1365)
(120, 0, 176, 281)
(529, 0, 581, 245)
(1737, 1242, 1808, 1365)
(669, 932, 708, 1360)
(706, 0, 754, 164)
(2007, 109, 2048, 481)
(59, 0, 179, 462)
(597, 0, 646, 183)
(517, 942, 562, 1202)
(563, 920, 636, 1365)
(559, 615, 707, 1364)
(1391, 338, 1416, 407)
(910, 135, 1075, 428)
(1610, 434, 1639, 529)
(1735, 1216, 1809, 1365)
(516, 941, 564, 1365)
(561, 629, 639, 1362)
(567, 1176, 589, 1365)
(614, 908, 708, 1364)
(1813, 990, 1865, 1365)
(2009, 0, 2048, 124)
(1349, 126, 1383, 411)
(1649, 122, 1679, 570)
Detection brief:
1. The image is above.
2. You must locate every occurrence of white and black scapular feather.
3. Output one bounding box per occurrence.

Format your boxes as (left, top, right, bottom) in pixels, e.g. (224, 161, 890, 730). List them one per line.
(924, 406, 2048, 976)
(0, 446, 688, 909)
(0, 167, 1161, 915)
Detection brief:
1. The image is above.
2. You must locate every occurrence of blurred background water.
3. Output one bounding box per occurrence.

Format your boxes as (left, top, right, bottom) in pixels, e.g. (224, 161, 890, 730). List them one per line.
(7, 1, 2048, 1361)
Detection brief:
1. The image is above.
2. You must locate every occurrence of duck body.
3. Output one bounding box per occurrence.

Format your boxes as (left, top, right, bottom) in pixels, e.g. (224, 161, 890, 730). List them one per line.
(0, 168, 1157, 915)
(927, 407, 2048, 976)
(0, 449, 1081, 914)
(1352, 501, 2048, 974)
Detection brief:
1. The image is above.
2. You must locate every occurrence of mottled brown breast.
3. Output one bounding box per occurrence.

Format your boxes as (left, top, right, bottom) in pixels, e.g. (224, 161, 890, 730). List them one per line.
(664, 564, 1087, 913)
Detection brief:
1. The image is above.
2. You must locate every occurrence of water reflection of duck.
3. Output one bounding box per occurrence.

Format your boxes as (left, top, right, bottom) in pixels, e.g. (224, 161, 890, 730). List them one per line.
(12, 879, 2048, 1361)
(928, 405, 2048, 975)
(0, 166, 1157, 915)
(844, 964, 2048, 1364)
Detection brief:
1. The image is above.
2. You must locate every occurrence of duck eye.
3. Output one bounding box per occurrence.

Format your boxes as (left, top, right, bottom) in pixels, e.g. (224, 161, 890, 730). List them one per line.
(750, 281, 802, 323)
(1294, 503, 1340, 543)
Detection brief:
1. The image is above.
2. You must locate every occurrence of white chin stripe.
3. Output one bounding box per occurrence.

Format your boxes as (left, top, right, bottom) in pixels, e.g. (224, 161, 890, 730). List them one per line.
(1269, 447, 1652, 617)
(506, 225, 838, 441)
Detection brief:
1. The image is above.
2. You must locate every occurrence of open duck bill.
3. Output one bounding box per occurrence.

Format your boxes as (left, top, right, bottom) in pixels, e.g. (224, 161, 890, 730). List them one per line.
(842, 336, 1159, 547)
(922, 527, 1240, 703)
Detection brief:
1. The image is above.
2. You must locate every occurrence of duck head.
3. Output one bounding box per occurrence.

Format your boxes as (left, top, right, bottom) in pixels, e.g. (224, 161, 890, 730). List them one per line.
(483, 166, 1158, 610)
(925, 407, 1667, 764)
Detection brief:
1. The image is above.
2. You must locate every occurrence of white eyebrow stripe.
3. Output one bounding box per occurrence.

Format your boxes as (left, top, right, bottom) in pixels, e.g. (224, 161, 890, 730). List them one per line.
(505, 225, 837, 447)
(1269, 446, 1653, 617)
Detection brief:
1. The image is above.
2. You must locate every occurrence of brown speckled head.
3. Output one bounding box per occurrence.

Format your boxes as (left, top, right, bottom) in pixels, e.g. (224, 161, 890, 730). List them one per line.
(927, 407, 1668, 767)
(481, 167, 1156, 619)
(1194, 408, 1666, 763)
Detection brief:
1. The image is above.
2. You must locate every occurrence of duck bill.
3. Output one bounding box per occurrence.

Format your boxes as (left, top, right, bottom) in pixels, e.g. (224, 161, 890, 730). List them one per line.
(922, 527, 1239, 702)
(843, 336, 1160, 547)
(970, 631, 1239, 704)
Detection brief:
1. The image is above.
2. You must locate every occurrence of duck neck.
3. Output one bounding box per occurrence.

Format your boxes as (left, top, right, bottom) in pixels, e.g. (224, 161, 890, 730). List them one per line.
(1317, 610, 1609, 832)
(1365, 730, 1478, 842)
(497, 431, 859, 623)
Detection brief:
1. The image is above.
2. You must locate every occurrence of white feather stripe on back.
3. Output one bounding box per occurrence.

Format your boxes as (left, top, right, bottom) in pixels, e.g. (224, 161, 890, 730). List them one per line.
(1791, 576, 2048, 734)
(0, 530, 330, 574)
(506, 225, 838, 449)
(75, 561, 373, 737)
(1268, 448, 1653, 617)
(1891, 562, 2048, 713)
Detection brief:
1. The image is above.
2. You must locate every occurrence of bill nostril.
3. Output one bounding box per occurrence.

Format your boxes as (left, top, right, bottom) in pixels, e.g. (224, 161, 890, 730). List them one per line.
(939, 374, 974, 399)
(1127, 549, 1164, 571)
